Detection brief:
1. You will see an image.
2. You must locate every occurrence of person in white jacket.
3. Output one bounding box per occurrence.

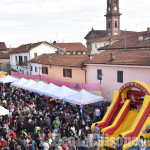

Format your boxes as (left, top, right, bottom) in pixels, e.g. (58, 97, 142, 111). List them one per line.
(137, 136, 147, 150)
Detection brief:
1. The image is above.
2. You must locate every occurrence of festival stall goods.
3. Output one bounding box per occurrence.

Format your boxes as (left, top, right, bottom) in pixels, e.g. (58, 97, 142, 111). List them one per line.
(0, 106, 9, 116)
(51, 85, 79, 100)
(37, 83, 60, 97)
(0, 73, 6, 79)
(11, 78, 28, 87)
(64, 89, 103, 105)
(0, 75, 18, 83)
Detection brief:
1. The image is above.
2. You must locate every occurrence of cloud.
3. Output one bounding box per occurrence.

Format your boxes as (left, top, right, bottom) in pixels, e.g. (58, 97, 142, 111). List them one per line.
(0, 0, 150, 47)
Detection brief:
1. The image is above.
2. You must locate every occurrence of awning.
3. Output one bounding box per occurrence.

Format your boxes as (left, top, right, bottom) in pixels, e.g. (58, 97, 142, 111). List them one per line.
(11, 78, 28, 87)
(64, 89, 104, 105)
(51, 85, 79, 100)
(0, 75, 18, 83)
(0, 106, 9, 116)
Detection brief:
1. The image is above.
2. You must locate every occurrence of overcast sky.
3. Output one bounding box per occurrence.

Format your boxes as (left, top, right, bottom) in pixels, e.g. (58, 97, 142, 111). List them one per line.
(0, 0, 150, 48)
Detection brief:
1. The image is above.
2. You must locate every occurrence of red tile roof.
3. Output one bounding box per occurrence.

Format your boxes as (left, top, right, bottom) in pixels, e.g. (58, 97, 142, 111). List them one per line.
(10, 41, 61, 54)
(0, 51, 9, 59)
(86, 49, 150, 66)
(29, 54, 88, 67)
(10, 42, 43, 54)
(0, 42, 7, 51)
(98, 31, 150, 50)
(55, 43, 87, 52)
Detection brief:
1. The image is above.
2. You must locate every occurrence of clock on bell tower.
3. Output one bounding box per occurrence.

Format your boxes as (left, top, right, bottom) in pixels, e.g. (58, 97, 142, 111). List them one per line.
(105, 0, 122, 36)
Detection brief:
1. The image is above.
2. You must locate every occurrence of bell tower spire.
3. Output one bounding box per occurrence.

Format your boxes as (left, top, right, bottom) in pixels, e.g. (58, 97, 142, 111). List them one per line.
(105, 0, 122, 36)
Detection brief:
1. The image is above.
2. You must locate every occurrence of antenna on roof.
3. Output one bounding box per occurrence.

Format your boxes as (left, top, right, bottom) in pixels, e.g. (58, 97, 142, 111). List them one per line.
(57, 33, 59, 42)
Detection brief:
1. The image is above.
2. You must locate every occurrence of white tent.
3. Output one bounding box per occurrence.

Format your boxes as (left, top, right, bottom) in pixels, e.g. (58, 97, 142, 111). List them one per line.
(37, 83, 60, 96)
(51, 85, 79, 100)
(29, 81, 48, 93)
(11, 78, 28, 87)
(0, 75, 18, 83)
(0, 106, 9, 116)
(19, 79, 38, 91)
(64, 89, 104, 105)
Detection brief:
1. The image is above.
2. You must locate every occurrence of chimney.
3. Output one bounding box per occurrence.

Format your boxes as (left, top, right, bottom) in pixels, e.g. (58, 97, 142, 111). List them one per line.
(110, 52, 115, 61)
(53, 41, 56, 45)
(88, 54, 93, 60)
(25, 45, 29, 50)
(147, 27, 150, 33)
(49, 56, 52, 63)
(9, 45, 12, 51)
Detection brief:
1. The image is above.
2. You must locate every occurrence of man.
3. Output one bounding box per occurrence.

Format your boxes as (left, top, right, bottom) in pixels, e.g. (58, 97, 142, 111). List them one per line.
(93, 123, 100, 135)
(94, 107, 101, 122)
(115, 134, 125, 150)
(52, 117, 61, 128)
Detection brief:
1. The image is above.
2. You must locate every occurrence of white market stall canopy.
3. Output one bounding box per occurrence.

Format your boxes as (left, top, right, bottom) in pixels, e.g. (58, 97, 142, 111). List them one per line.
(51, 85, 79, 100)
(11, 78, 28, 87)
(0, 75, 18, 83)
(0, 106, 9, 116)
(37, 83, 60, 96)
(29, 81, 48, 93)
(65, 89, 104, 105)
(19, 79, 38, 91)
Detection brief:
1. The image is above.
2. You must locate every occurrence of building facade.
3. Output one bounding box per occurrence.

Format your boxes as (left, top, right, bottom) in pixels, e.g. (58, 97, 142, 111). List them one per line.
(10, 41, 61, 75)
(86, 49, 150, 101)
(29, 54, 88, 83)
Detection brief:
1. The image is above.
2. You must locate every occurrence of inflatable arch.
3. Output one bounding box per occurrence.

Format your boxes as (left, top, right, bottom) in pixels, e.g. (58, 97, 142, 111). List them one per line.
(119, 81, 150, 100)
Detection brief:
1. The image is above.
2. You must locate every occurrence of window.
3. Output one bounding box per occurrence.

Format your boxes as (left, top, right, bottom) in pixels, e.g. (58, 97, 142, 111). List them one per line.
(115, 22, 118, 28)
(97, 69, 102, 80)
(117, 71, 123, 83)
(24, 56, 28, 65)
(108, 22, 111, 29)
(35, 67, 37, 72)
(31, 66, 33, 71)
(114, 0, 117, 4)
(63, 69, 72, 78)
(34, 53, 37, 58)
(42, 67, 48, 74)
(19, 56, 22, 62)
(95, 44, 97, 49)
(15, 56, 17, 61)
(7, 64, 10, 69)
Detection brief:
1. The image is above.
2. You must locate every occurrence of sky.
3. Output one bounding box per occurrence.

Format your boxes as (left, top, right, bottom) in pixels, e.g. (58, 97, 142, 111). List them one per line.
(0, 0, 150, 48)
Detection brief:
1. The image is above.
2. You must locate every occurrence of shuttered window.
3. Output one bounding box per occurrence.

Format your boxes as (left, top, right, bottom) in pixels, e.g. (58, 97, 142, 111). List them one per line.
(42, 67, 48, 74)
(63, 68, 72, 78)
(117, 71, 123, 83)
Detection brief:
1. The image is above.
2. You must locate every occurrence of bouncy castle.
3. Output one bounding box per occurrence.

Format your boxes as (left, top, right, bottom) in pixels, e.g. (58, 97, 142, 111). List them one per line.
(91, 81, 150, 149)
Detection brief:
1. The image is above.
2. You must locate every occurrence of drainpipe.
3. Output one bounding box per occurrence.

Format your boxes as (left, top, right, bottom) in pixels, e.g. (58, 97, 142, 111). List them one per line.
(81, 67, 87, 83)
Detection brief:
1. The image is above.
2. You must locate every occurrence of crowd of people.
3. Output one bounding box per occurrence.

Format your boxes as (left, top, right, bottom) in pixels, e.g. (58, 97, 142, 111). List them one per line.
(0, 83, 105, 150)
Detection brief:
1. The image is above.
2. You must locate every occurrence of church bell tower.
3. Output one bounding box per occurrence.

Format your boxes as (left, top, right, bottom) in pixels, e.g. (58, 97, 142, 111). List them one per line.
(105, 0, 122, 36)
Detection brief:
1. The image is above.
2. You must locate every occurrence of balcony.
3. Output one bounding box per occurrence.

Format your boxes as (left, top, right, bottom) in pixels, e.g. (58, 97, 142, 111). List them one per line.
(16, 61, 28, 66)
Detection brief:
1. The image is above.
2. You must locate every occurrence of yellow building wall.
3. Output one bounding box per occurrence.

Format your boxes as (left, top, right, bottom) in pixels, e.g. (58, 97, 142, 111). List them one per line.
(0, 59, 10, 71)
(42, 64, 86, 83)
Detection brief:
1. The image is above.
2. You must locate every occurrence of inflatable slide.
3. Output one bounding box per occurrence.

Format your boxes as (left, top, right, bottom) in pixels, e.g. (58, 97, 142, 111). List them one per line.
(91, 81, 150, 150)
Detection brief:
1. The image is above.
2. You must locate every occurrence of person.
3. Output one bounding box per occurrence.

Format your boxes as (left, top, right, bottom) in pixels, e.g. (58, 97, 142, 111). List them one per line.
(94, 107, 101, 122)
(120, 99, 125, 107)
(129, 100, 137, 110)
(93, 123, 100, 142)
(115, 134, 124, 150)
(137, 136, 147, 150)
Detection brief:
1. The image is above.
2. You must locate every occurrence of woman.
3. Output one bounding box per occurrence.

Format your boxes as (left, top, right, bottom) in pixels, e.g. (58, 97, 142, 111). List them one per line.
(137, 136, 147, 150)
